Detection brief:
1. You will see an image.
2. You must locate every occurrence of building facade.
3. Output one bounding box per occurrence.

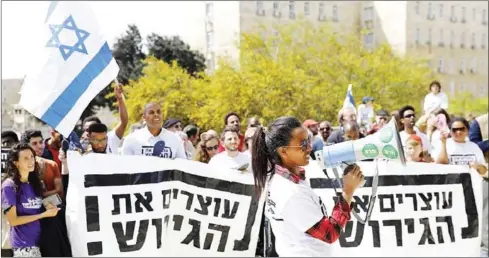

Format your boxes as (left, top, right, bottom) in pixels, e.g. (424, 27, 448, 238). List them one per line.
(180, 1, 488, 96)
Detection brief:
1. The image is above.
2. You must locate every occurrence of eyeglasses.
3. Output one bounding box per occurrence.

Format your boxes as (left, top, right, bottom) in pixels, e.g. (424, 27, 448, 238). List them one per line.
(286, 138, 311, 152)
(319, 127, 331, 131)
(451, 127, 466, 133)
(206, 145, 219, 151)
(90, 137, 107, 144)
(404, 114, 416, 119)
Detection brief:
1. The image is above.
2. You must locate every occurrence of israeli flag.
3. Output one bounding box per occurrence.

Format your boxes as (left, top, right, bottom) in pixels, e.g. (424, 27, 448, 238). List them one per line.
(342, 84, 356, 112)
(19, 1, 119, 137)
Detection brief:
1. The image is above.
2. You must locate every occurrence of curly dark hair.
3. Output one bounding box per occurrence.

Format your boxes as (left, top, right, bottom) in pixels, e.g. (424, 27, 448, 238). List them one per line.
(3, 143, 43, 197)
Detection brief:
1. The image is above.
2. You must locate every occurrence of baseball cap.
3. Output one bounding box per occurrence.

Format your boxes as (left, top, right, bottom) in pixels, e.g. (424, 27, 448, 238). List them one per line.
(362, 96, 375, 104)
(303, 119, 319, 127)
(163, 118, 181, 129)
(376, 109, 389, 117)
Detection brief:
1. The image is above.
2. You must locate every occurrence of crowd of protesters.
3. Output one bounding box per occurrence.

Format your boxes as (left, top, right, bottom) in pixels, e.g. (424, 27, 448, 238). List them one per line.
(1, 80, 487, 257)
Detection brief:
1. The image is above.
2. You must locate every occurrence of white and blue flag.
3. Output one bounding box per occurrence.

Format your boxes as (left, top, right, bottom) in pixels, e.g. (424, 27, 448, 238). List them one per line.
(342, 84, 356, 112)
(19, 1, 119, 137)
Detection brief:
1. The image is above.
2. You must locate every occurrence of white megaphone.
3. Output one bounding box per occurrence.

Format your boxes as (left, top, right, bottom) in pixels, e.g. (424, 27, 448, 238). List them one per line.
(314, 117, 405, 224)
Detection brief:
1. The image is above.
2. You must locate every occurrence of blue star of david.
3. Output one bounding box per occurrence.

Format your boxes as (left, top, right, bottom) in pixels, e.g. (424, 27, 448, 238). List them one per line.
(46, 15, 90, 61)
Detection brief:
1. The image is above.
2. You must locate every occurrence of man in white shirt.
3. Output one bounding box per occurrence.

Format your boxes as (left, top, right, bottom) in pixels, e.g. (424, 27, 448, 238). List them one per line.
(85, 123, 119, 154)
(121, 102, 186, 159)
(398, 105, 431, 153)
(423, 80, 449, 115)
(209, 126, 250, 172)
(80, 84, 128, 152)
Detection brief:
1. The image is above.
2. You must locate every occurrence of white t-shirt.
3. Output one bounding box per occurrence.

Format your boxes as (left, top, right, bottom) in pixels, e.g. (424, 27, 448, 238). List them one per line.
(357, 104, 374, 126)
(423, 92, 449, 114)
(432, 138, 487, 166)
(400, 130, 432, 153)
(208, 151, 250, 172)
(106, 130, 122, 154)
(266, 174, 330, 257)
(121, 127, 186, 159)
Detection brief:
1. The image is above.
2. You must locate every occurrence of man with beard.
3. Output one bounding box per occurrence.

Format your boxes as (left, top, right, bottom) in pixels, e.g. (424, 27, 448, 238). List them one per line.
(218, 112, 245, 153)
(84, 123, 117, 154)
(398, 105, 431, 153)
(209, 126, 250, 172)
(122, 102, 186, 159)
(327, 107, 360, 145)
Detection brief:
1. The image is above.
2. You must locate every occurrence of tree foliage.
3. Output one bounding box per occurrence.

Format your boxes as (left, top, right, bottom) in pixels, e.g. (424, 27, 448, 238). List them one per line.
(124, 20, 436, 131)
(448, 92, 488, 117)
(147, 34, 206, 76)
(81, 25, 146, 122)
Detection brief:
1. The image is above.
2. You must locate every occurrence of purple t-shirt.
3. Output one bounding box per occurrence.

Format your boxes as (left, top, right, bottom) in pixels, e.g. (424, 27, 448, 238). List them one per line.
(1, 179, 42, 248)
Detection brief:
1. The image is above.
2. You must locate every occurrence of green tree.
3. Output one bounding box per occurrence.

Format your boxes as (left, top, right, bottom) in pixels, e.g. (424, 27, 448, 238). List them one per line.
(193, 20, 434, 128)
(80, 25, 146, 123)
(123, 57, 204, 128)
(124, 20, 436, 132)
(147, 34, 206, 76)
(449, 91, 488, 117)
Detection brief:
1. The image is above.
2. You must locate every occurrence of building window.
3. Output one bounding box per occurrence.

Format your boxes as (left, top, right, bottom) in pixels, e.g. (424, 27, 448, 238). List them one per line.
(473, 8, 477, 21)
(449, 80, 455, 94)
(449, 58, 455, 74)
(206, 31, 214, 49)
(450, 30, 455, 47)
(437, 57, 444, 73)
(273, 1, 281, 17)
(471, 33, 476, 48)
(484, 9, 488, 24)
(318, 2, 325, 20)
(461, 6, 466, 22)
(461, 31, 465, 47)
(415, 1, 420, 15)
(460, 58, 466, 74)
(439, 29, 444, 46)
(256, 1, 265, 16)
(428, 28, 432, 44)
(415, 28, 420, 44)
(206, 20, 214, 32)
(289, 1, 295, 19)
(333, 5, 339, 22)
(482, 33, 487, 48)
(205, 2, 213, 17)
(428, 3, 433, 18)
(364, 32, 374, 47)
(439, 4, 443, 18)
(364, 7, 373, 21)
(450, 6, 456, 21)
(304, 2, 310, 16)
(470, 57, 477, 73)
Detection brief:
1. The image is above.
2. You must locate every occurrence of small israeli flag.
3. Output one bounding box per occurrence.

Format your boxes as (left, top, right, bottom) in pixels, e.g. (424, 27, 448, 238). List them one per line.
(342, 84, 356, 112)
(19, 1, 119, 137)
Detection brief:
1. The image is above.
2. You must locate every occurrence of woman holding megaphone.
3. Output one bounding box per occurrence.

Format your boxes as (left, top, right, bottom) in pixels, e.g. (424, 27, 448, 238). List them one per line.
(251, 116, 364, 257)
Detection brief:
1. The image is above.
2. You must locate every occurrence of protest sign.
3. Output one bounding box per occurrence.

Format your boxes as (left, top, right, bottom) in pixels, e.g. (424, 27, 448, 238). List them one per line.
(65, 152, 263, 257)
(305, 161, 483, 257)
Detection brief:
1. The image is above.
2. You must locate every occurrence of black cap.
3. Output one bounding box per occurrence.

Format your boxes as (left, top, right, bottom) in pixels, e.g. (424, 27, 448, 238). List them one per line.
(376, 109, 389, 116)
(163, 118, 181, 129)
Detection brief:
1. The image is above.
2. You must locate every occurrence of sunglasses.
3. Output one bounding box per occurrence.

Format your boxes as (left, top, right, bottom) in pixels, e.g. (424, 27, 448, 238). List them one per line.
(286, 138, 311, 152)
(206, 145, 219, 151)
(90, 137, 108, 144)
(319, 127, 331, 131)
(451, 127, 466, 133)
(404, 114, 416, 119)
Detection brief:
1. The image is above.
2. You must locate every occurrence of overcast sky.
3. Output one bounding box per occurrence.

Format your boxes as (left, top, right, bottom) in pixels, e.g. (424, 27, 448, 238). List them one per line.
(1, 1, 190, 79)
